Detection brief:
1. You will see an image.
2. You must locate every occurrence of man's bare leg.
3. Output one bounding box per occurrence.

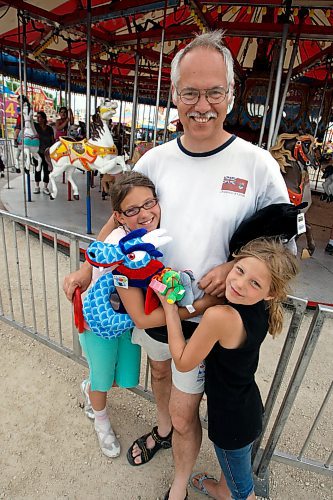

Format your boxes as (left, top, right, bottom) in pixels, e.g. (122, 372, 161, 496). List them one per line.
(131, 358, 172, 464)
(167, 386, 203, 500)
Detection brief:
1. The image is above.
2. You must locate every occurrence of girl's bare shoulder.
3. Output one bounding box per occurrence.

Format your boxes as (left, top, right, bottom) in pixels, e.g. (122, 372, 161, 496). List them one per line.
(203, 304, 245, 349)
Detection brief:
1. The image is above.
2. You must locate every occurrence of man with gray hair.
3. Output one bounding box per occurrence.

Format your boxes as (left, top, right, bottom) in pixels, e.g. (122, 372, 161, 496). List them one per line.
(63, 31, 290, 500)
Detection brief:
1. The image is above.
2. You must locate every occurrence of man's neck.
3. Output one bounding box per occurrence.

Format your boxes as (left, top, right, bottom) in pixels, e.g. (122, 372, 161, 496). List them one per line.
(180, 130, 232, 154)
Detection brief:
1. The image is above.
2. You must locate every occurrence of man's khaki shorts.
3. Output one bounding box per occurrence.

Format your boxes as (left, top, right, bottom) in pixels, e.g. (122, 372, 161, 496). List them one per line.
(132, 328, 205, 394)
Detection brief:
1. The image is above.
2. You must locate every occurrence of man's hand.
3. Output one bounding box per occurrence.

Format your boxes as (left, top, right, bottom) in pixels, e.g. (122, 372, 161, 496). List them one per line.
(198, 261, 233, 297)
(63, 262, 92, 301)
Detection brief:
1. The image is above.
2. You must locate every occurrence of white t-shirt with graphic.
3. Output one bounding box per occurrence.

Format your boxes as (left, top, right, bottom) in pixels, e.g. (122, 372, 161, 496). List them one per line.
(135, 135, 289, 309)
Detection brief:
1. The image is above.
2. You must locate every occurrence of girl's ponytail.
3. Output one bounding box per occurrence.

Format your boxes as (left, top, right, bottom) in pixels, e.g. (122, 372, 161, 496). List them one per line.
(268, 299, 284, 338)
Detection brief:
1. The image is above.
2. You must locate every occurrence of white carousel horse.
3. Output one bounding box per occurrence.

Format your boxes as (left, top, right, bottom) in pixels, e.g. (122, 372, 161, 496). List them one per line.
(15, 99, 42, 174)
(48, 99, 128, 200)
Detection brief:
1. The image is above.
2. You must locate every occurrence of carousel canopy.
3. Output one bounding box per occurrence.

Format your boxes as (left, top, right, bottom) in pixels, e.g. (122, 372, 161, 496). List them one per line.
(0, 1, 331, 105)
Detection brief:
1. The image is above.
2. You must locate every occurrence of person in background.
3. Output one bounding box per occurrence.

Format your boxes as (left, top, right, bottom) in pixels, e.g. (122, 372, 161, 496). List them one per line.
(55, 106, 74, 140)
(33, 111, 55, 195)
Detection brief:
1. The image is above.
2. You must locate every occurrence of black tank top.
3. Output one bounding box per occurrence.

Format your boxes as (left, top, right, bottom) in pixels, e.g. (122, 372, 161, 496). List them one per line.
(205, 300, 269, 450)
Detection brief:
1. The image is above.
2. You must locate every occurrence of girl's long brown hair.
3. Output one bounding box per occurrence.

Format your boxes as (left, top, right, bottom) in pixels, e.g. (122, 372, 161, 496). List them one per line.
(233, 238, 299, 337)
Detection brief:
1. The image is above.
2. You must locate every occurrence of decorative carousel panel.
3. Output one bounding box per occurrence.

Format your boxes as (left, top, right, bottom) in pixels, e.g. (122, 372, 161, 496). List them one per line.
(240, 78, 269, 131)
(280, 84, 308, 133)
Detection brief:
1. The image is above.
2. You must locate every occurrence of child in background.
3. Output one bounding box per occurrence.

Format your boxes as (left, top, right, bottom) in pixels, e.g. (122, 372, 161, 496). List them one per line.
(159, 238, 298, 500)
(80, 171, 215, 458)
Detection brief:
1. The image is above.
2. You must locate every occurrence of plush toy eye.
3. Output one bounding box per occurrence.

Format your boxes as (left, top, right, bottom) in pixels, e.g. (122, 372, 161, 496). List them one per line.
(126, 251, 146, 262)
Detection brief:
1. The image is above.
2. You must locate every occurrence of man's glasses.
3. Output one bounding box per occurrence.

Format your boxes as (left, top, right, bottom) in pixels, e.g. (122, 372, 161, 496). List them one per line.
(177, 86, 229, 105)
(120, 198, 158, 217)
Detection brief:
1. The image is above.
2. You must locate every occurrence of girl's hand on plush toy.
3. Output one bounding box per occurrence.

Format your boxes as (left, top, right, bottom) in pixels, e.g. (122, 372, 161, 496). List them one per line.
(157, 289, 178, 310)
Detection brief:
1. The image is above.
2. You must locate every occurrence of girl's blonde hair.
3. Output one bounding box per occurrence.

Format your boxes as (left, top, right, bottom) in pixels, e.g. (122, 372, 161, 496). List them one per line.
(233, 238, 299, 337)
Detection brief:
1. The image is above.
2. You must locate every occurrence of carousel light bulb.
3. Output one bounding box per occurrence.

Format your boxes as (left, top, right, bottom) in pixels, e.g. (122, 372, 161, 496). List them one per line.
(247, 6, 251, 14)
(217, 6, 221, 14)
(262, 7, 267, 15)
(309, 9, 314, 17)
(202, 5, 207, 13)
(294, 8, 298, 17)
(326, 9, 330, 18)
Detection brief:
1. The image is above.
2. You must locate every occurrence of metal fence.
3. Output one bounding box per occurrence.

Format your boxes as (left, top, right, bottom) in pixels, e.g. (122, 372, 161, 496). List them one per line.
(0, 209, 332, 497)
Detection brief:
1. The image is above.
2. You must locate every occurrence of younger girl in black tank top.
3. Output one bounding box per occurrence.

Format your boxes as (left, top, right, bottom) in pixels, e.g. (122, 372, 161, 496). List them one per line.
(159, 238, 298, 500)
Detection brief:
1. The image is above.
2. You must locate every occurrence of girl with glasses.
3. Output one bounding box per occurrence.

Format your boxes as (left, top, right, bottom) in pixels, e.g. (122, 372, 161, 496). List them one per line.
(79, 171, 217, 459)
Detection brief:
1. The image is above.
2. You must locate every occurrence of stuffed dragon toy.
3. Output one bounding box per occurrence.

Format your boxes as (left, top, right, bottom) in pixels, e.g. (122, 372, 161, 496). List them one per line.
(74, 228, 194, 340)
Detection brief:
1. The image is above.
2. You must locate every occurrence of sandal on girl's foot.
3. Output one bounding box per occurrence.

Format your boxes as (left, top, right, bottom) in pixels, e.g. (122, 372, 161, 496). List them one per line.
(127, 426, 172, 466)
(189, 472, 218, 498)
(164, 488, 188, 500)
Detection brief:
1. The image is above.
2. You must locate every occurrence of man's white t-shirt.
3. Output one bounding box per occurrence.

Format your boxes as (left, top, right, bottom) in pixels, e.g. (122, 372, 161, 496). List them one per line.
(135, 135, 290, 311)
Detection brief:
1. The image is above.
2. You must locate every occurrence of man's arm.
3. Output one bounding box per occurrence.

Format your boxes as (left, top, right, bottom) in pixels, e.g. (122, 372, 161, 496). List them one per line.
(62, 214, 117, 301)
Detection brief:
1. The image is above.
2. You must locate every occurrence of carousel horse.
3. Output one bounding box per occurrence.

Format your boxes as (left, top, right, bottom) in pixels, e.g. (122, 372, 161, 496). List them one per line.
(270, 133, 319, 258)
(15, 98, 42, 174)
(48, 99, 128, 200)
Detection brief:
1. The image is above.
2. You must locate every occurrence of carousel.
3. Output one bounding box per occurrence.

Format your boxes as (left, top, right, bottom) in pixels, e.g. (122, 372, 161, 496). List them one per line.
(0, 0, 332, 305)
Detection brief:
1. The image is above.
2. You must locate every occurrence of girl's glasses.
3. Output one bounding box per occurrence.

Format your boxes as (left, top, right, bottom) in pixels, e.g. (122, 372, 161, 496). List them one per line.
(120, 198, 158, 217)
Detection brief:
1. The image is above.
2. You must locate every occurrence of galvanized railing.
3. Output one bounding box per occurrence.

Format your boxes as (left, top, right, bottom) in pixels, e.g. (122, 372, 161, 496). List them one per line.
(0, 209, 332, 497)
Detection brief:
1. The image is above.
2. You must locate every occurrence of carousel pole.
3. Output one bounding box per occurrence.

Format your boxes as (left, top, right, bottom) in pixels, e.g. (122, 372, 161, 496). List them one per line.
(162, 85, 172, 144)
(266, 8, 290, 150)
(66, 42, 73, 201)
(22, 13, 32, 204)
(147, 103, 152, 140)
(108, 54, 113, 100)
(94, 70, 98, 113)
(67, 40, 72, 112)
(17, 12, 28, 214)
(130, 53, 140, 159)
(314, 75, 329, 139)
(86, 0, 92, 234)
(1, 73, 11, 189)
(272, 33, 301, 146)
(153, 0, 167, 147)
(258, 47, 277, 147)
(118, 99, 123, 135)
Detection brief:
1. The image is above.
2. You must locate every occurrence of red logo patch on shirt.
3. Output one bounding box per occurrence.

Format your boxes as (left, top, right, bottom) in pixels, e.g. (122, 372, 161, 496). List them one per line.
(221, 176, 248, 195)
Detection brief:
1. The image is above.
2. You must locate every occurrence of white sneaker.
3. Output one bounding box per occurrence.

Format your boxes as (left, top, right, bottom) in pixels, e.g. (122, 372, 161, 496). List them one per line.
(80, 379, 95, 420)
(33, 187, 40, 194)
(94, 422, 121, 458)
(43, 187, 50, 195)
